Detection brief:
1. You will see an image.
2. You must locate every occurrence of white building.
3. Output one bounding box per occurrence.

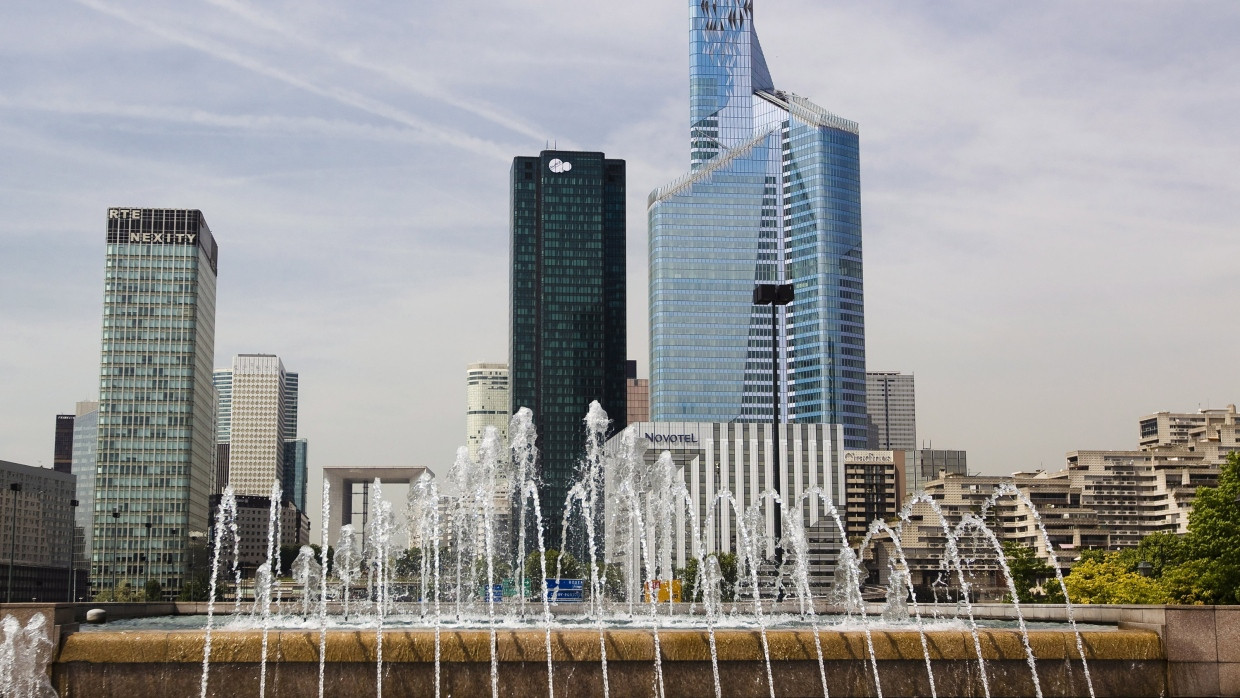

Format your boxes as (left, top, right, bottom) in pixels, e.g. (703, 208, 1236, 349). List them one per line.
(465, 363, 509, 462)
(216, 355, 297, 498)
(603, 422, 845, 592)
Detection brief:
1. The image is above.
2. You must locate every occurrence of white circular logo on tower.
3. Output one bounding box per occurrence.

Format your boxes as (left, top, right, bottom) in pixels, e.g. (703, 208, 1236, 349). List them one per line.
(548, 158, 572, 173)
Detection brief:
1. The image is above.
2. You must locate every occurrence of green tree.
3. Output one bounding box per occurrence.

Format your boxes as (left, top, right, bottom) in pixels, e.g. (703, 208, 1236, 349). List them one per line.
(279, 544, 300, 577)
(94, 581, 140, 602)
(524, 549, 582, 595)
(1116, 532, 1188, 578)
(313, 544, 334, 575)
(1157, 557, 1232, 605)
(178, 578, 210, 602)
(1064, 557, 1171, 604)
(1176, 453, 1240, 604)
(1001, 541, 1058, 603)
(472, 556, 513, 589)
(676, 557, 701, 602)
(144, 579, 163, 601)
(179, 533, 212, 601)
(717, 552, 739, 602)
(600, 562, 625, 599)
(394, 548, 423, 580)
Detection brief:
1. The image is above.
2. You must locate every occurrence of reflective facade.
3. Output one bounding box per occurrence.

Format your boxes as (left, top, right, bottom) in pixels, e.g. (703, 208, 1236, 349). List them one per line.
(282, 439, 309, 515)
(509, 151, 627, 549)
(94, 207, 219, 596)
(651, 1, 867, 447)
(70, 401, 99, 560)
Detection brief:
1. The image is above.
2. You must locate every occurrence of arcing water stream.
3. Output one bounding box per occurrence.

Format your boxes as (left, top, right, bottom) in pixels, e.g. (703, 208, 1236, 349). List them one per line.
(193, 401, 1096, 698)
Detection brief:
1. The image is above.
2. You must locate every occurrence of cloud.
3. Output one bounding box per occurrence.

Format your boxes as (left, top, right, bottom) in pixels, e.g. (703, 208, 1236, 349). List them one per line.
(1, 0, 1238, 495)
(71, 0, 517, 162)
(200, 0, 553, 146)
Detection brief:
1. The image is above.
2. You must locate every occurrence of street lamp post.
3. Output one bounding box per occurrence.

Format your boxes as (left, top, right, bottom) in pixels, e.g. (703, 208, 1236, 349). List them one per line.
(752, 283, 794, 583)
(144, 521, 153, 598)
(69, 499, 79, 602)
(110, 509, 121, 599)
(7, 483, 22, 603)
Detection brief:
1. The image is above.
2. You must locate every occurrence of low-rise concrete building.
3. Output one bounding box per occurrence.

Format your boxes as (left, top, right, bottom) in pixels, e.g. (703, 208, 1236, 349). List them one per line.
(0, 460, 84, 601)
(843, 450, 903, 543)
(208, 494, 310, 573)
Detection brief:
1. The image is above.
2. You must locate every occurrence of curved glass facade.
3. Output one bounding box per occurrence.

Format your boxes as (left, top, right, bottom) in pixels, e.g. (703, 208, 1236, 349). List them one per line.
(651, 1, 867, 448)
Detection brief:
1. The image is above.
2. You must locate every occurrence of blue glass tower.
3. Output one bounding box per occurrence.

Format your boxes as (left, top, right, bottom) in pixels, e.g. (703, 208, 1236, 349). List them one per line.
(650, 1, 867, 447)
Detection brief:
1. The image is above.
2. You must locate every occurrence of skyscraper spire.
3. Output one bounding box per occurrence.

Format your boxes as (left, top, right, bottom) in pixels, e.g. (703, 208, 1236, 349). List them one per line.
(651, 1, 869, 447)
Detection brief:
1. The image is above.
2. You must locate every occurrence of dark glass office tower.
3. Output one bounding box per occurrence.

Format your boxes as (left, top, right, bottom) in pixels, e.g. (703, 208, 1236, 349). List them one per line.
(510, 150, 627, 551)
(54, 414, 75, 473)
(282, 439, 308, 513)
(94, 207, 218, 596)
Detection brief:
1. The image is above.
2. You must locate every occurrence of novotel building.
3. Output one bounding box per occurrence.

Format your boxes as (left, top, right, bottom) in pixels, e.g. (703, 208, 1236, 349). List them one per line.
(602, 421, 845, 593)
(94, 207, 219, 597)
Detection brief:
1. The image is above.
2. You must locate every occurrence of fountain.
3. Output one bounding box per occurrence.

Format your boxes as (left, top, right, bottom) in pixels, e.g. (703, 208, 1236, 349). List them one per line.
(49, 403, 1177, 696)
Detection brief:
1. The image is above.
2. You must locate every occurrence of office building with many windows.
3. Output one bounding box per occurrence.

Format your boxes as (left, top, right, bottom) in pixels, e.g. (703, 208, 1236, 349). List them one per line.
(94, 206, 218, 596)
(649, 0, 867, 447)
(54, 414, 75, 473)
(466, 362, 510, 463)
(0, 460, 83, 601)
(866, 371, 916, 451)
(214, 355, 305, 509)
(510, 150, 627, 549)
(603, 422, 845, 593)
(902, 448, 968, 497)
(625, 360, 650, 424)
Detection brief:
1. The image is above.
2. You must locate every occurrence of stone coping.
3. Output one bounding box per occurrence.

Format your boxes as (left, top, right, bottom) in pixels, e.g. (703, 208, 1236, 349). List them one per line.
(57, 628, 1161, 665)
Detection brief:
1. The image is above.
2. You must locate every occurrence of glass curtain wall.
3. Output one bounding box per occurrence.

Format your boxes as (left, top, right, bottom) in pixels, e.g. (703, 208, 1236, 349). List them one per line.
(651, 0, 867, 447)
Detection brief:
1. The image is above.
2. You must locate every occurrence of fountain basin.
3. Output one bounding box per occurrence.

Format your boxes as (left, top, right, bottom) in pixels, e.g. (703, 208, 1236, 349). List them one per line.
(54, 627, 1162, 697)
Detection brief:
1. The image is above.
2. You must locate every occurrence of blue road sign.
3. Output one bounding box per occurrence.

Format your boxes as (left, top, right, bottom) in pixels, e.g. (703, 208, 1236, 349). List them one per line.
(480, 583, 503, 603)
(545, 578, 584, 603)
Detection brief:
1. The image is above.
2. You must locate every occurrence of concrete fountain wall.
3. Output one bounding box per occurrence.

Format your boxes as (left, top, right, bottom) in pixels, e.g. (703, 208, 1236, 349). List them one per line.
(15, 602, 1236, 697)
(54, 627, 1160, 697)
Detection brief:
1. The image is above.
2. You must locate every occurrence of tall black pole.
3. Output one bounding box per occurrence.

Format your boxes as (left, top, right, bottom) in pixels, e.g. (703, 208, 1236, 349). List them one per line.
(771, 300, 783, 572)
(144, 521, 152, 596)
(69, 499, 79, 602)
(111, 509, 120, 599)
(7, 483, 22, 603)
(753, 283, 793, 590)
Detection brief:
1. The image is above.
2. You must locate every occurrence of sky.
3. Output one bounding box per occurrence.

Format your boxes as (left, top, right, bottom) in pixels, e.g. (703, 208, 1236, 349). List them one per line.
(2, 1, 1239, 538)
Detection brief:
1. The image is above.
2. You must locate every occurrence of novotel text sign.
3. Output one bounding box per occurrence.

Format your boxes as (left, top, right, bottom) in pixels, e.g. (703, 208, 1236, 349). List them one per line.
(644, 433, 699, 445)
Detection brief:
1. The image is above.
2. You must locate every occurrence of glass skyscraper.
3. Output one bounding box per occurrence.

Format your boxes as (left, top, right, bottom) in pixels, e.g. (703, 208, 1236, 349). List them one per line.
(95, 207, 218, 596)
(70, 401, 99, 566)
(282, 439, 308, 513)
(650, 0, 867, 447)
(509, 150, 627, 549)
